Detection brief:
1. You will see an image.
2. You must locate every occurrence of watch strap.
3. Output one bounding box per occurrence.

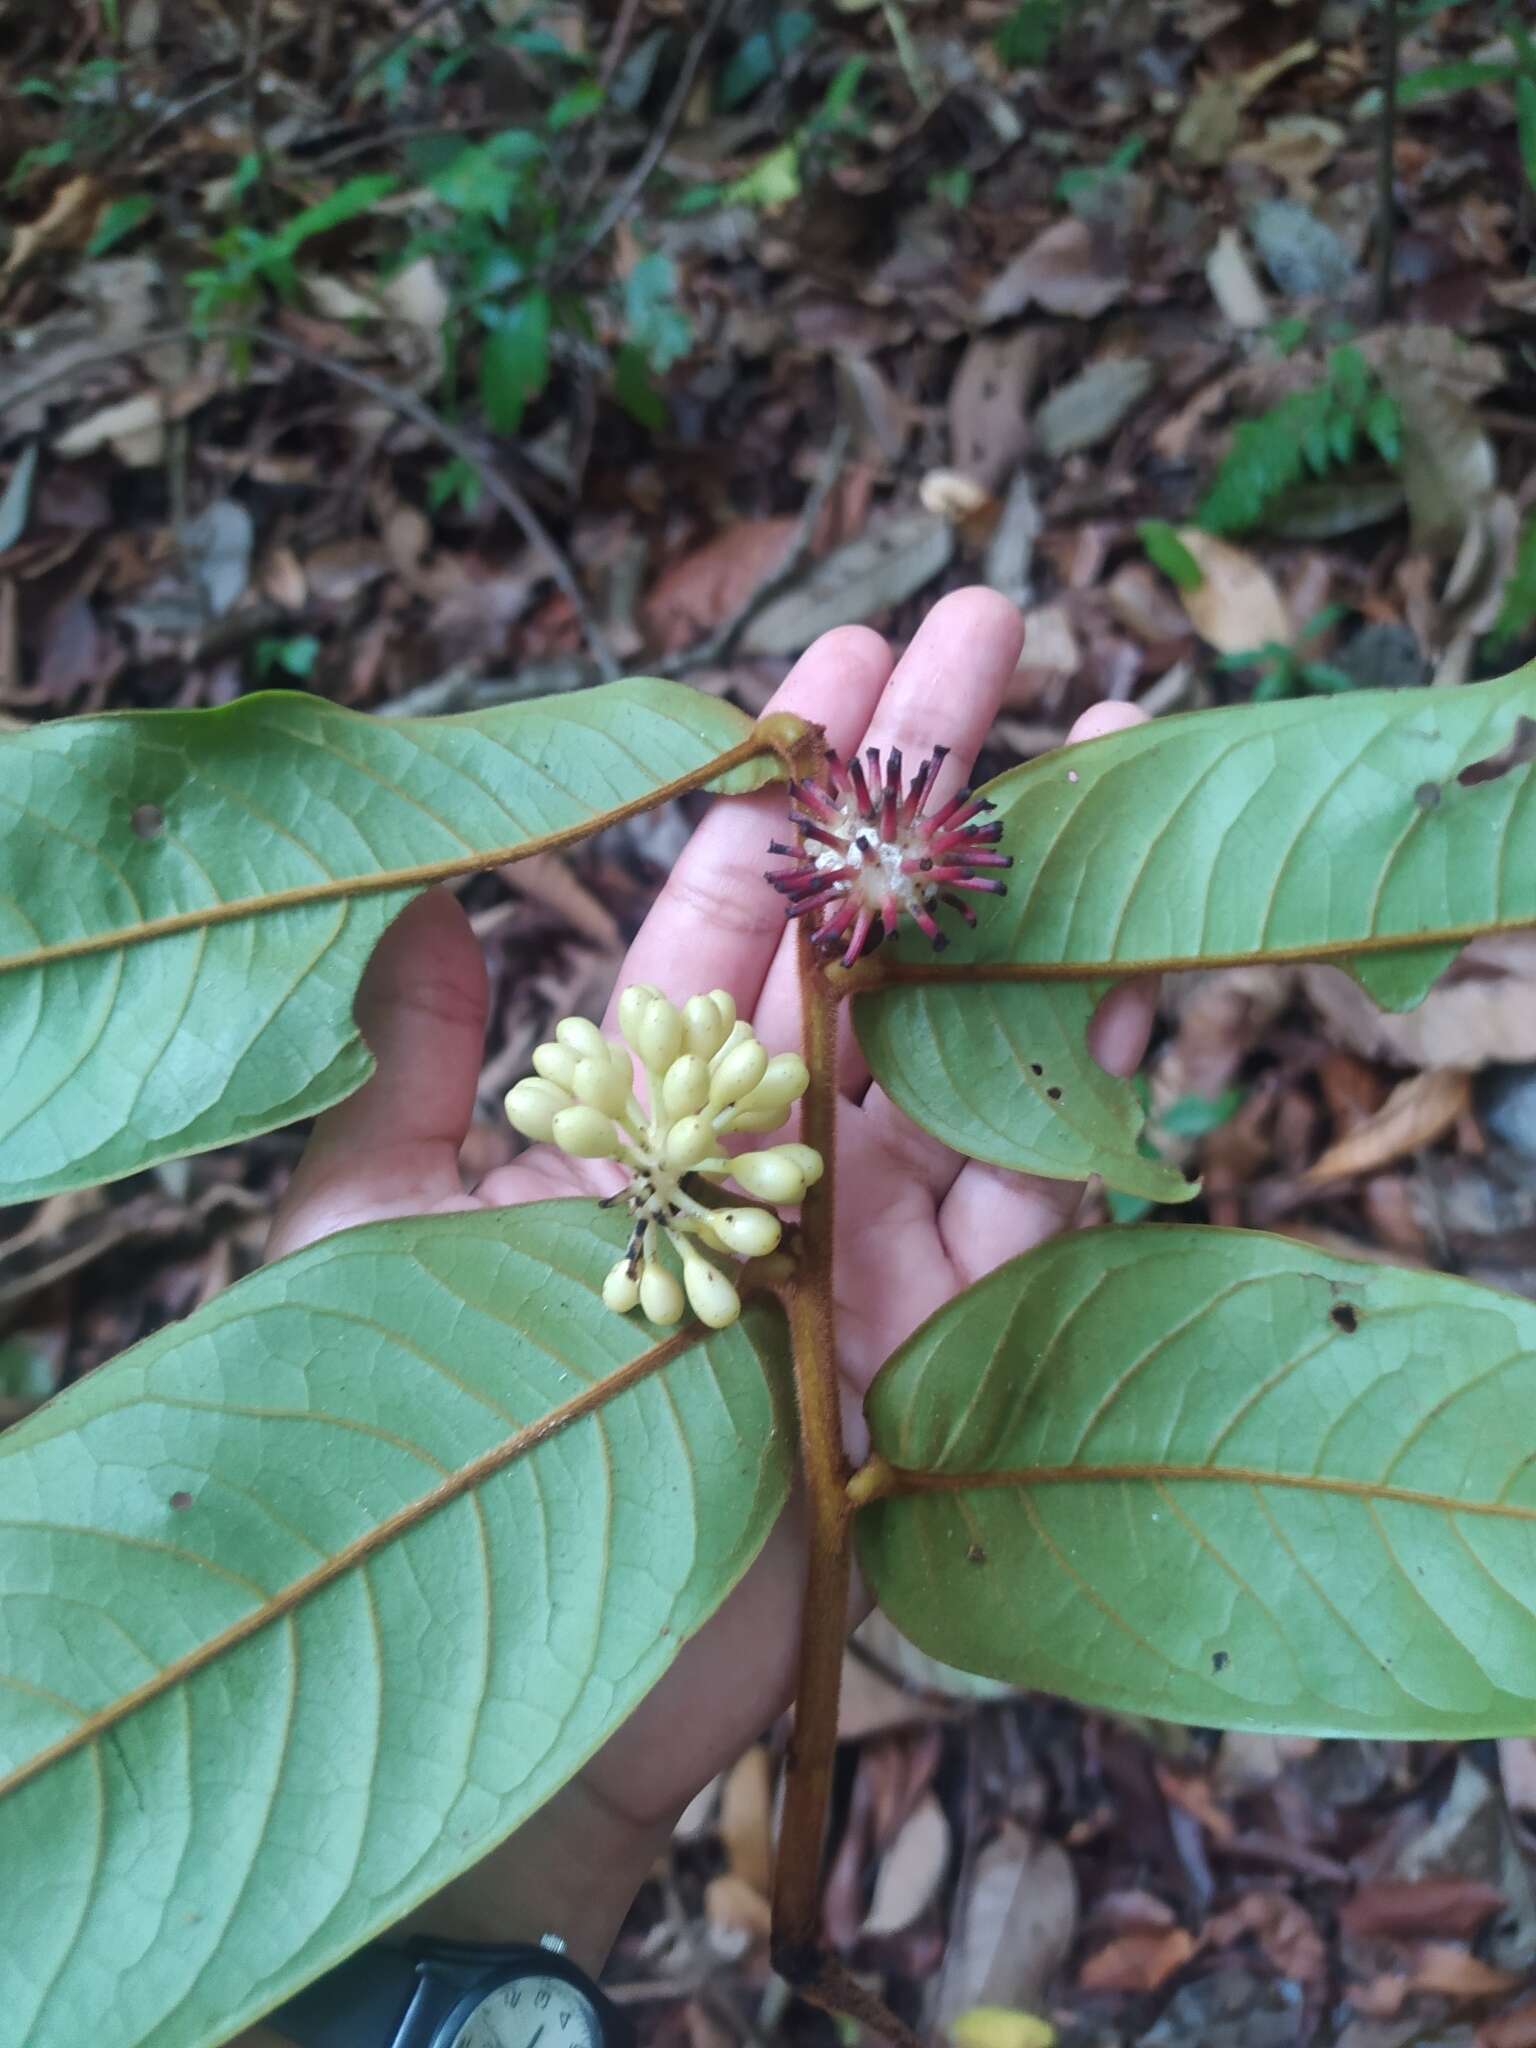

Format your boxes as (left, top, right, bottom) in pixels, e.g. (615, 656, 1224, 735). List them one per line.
(269, 1947, 426, 2048)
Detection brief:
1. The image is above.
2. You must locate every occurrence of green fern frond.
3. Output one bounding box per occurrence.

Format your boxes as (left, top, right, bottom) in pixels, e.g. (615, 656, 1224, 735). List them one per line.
(1198, 347, 1401, 537)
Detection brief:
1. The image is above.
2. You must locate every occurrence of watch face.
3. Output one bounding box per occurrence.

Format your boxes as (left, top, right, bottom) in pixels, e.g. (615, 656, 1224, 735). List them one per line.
(446, 1973, 602, 2048)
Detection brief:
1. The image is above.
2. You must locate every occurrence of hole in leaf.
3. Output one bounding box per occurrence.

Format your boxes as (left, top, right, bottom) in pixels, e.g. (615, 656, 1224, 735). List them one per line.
(1212, 1649, 1230, 1674)
(1414, 781, 1441, 810)
(1046, 1085, 1062, 1101)
(1030, 1062, 1044, 1077)
(965, 1543, 987, 1566)
(1067, 769, 1079, 783)
(169, 1489, 193, 1510)
(1458, 717, 1536, 788)
(1330, 1302, 1359, 1334)
(132, 803, 165, 839)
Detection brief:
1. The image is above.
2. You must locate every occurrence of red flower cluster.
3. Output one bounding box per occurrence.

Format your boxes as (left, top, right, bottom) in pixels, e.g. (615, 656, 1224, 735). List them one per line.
(766, 744, 1011, 967)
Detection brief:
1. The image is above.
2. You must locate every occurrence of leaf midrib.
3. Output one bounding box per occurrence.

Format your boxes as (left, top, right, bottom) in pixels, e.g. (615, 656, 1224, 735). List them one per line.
(0, 1323, 702, 1805)
(0, 733, 770, 976)
(876, 1459, 1536, 1522)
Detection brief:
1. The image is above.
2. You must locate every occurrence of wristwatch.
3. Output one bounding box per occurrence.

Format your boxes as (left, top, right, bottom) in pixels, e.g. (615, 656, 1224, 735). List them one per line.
(271, 1933, 637, 2048)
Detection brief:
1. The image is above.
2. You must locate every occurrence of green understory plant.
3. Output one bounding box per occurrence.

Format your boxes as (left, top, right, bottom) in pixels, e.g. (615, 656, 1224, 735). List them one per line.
(4, 661, 1536, 2048)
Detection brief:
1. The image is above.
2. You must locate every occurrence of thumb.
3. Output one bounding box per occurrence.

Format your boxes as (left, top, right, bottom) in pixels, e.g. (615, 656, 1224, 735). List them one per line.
(266, 889, 487, 1259)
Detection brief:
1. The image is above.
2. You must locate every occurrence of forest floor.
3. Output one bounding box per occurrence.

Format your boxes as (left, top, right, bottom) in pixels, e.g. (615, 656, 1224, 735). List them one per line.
(4, 1, 1536, 2043)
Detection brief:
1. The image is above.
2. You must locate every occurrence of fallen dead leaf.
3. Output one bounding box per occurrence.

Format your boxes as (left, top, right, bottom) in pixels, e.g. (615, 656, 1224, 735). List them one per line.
(1407, 1943, 1524, 2002)
(1078, 1927, 1197, 1994)
(977, 218, 1128, 324)
(863, 1789, 951, 1937)
(1206, 229, 1272, 330)
(641, 519, 796, 652)
(1304, 1069, 1470, 1183)
(947, 330, 1057, 490)
(1499, 1739, 1536, 1815)
(1375, 340, 1498, 554)
(1035, 357, 1153, 459)
(1340, 1878, 1506, 1942)
(1175, 528, 1291, 653)
(703, 1871, 773, 1943)
(937, 1823, 1078, 2025)
(1303, 938, 1536, 1070)
(1482, 1999, 1536, 2048)
(742, 508, 953, 657)
(718, 1744, 773, 1903)
(1205, 1891, 1325, 1986)
(4, 175, 102, 277)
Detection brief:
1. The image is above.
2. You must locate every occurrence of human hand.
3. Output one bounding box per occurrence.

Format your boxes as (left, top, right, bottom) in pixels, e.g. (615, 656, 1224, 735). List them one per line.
(265, 588, 1154, 1973)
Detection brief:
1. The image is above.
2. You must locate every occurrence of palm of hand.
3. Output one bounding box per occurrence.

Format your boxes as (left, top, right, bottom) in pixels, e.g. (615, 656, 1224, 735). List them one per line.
(266, 590, 1150, 1950)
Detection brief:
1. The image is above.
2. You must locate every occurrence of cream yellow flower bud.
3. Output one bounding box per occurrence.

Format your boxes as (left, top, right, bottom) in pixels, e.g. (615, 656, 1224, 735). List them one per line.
(679, 1245, 741, 1329)
(555, 1015, 608, 1062)
(665, 1114, 720, 1172)
(740, 1053, 810, 1112)
(505, 1076, 572, 1143)
(662, 1054, 711, 1118)
(573, 1056, 630, 1119)
(707, 1207, 782, 1258)
(709, 1038, 769, 1110)
(532, 1042, 579, 1090)
(712, 1019, 752, 1066)
(551, 1106, 621, 1159)
(729, 1147, 807, 1204)
(635, 995, 684, 1072)
(618, 983, 661, 1047)
(683, 993, 731, 1061)
(602, 1262, 641, 1314)
(639, 1260, 685, 1324)
(777, 1142, 825, 1186)
(724, 1105, 791, 1134)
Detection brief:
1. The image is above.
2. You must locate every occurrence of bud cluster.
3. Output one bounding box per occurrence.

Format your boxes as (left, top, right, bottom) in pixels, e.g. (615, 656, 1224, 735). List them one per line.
(766, 743, 1011, 967)
(505, 986, 822, 1329)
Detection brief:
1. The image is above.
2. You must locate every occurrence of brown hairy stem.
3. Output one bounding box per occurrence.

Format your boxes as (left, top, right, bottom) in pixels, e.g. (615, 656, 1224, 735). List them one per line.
(768, 936, 922, 2048)
(771, 933, 852, 1964)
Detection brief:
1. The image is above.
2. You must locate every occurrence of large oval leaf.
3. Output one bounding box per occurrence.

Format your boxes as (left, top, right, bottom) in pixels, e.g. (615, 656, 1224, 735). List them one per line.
(0, 681, 773, 1202)
(857, 1226, 1536, 1737)
(0, 1202, 794, 2048)
(856, 667, 1536, 1191)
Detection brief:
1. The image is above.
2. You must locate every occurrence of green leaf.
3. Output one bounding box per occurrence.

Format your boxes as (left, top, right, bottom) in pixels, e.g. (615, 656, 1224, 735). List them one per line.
(1398, 58, 1518, 105)
(719, 10, 817, 109)
(612, 341, 667, 430)
(1138, 518, 1204, 592)
(480, 289, 551, 432)
(855, 665, 1536, 1190)
(0, 1202, 795, 2048)
(276, 173, 397, 255)
(0, 680, 775, 1202)
(993, 0, 1074, 67)
(726, 141, 802, 209)
(857, 1226, 1536, 1736)
(86, 193, 156, 257)
(624, 251, 692, 373)
(545, 79, 605, 130)
(1493, 515, 1536, 650)
(430, 134, 541, 222)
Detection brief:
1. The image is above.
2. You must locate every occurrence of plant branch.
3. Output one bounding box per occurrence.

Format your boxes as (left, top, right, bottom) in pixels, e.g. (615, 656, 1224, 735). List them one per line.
(769, 937, 921, 2048)
(0, 720, 801, 978)
(771, 938, 851, 1967)
(835, 912, 1536, 992)
(673, 422, 852, 675)
(0, 322, 623, 678)
(551, 0, 731, 287)
(1375, 0, 1400, 322)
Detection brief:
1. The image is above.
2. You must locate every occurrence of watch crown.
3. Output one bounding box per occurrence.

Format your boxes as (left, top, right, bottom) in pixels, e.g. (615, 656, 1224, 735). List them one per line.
(539, 1933, 569, 1956)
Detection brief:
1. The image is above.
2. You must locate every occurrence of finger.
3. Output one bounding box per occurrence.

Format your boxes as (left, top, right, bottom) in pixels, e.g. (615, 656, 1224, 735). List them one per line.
(607, 626, 894, 1037)
(754, 588, 1028, 1091)
(266, 890, 485, 1258)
